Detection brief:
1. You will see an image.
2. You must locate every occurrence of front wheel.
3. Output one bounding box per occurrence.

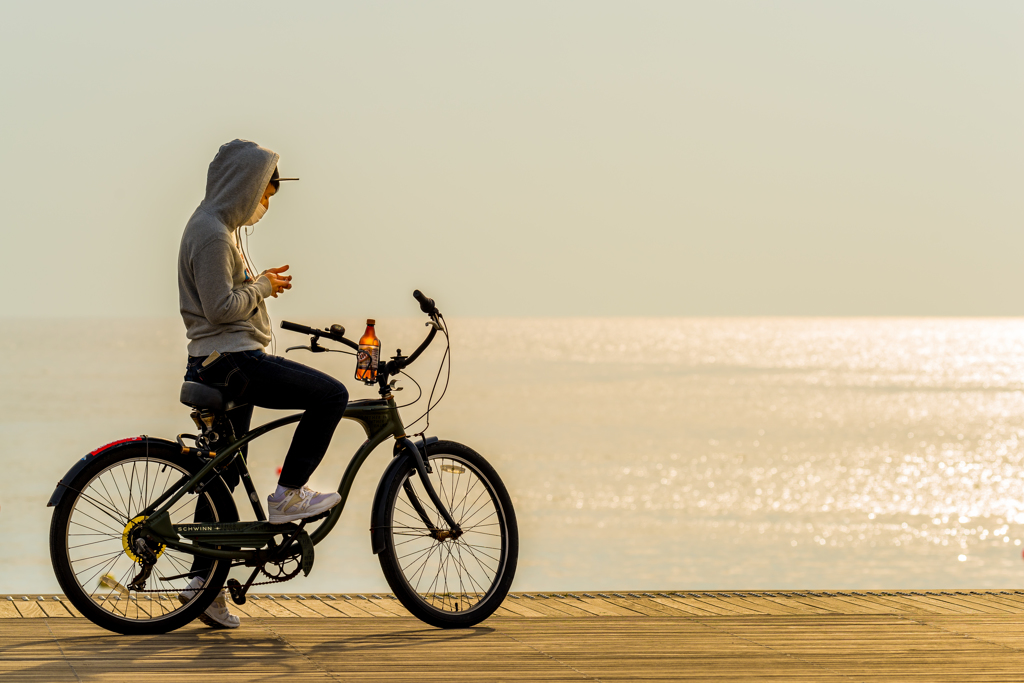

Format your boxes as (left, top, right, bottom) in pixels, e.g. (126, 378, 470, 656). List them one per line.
(378, 441, 518, 628)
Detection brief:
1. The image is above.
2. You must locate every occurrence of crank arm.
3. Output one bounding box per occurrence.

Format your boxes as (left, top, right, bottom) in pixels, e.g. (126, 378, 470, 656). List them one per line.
(227, 566, 263, 605)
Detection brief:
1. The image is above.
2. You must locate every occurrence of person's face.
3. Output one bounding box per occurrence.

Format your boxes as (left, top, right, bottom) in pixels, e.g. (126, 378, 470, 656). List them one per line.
(260, 182, 278, 210)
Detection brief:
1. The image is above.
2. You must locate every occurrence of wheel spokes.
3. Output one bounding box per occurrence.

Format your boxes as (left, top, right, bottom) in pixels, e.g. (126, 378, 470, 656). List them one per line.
(393, 456, 504, 614)
(64, 457, 221, 623)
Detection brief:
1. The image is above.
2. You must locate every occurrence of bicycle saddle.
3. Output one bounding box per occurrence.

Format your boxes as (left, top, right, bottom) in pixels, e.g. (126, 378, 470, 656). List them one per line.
(179, 381, 239, 412)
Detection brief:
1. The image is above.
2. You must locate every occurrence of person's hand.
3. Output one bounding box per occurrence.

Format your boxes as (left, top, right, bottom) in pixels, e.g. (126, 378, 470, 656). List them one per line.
(262, 265, 292, 298)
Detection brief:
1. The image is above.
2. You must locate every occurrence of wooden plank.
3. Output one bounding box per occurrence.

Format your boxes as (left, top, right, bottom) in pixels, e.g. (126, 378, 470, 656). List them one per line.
(945, 592, 1024, 613)
(662, 594, 748, 616)
(272, 597, 324, 618)
(575, 596, 644, 617)
(785, 593, 885, 614)
(57, 599, 83, 618)
(38, 600, 73, 618)
(514, 596, 577, 617)
(297, 597, 348, 618)
(649, 596, 718, 616)
(498, 598, 548, 617)
(841, 592, 940, 614)
(347, 595, 398, 618)
(756, 593, 840, 615)
(882, 591, 978, 614)
(628, 595, 701, 616)
(723, 594, 809, 615)
(973, 592, 1024, 613)
(985, 590, 1024, 605)
(600, 595, 678, 617)
(653, 595, 724, 616)
(885, 591, 986, 614)
(917, 592, 1016, 614)
(366, 596, 412, 617)
(0, 601, 21, 618)
(842, 591, 922, 612)
(488, 605, 520, 617)
(816, 593, 899, 614)
(539, 596, 598, 617)
(231, 598, 274, 618)
(254, 597, 302, 617)
(317, 597, 376, 618)
(14, 599, 47, 618)
(684, 594, 764, 615)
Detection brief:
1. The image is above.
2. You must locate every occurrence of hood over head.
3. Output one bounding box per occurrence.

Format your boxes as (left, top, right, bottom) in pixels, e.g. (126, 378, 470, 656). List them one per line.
(201, 139, 280, 229)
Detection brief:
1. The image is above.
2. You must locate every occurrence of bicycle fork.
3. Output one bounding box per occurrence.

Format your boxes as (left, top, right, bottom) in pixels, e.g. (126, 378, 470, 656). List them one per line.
(395, 437, 463, 541)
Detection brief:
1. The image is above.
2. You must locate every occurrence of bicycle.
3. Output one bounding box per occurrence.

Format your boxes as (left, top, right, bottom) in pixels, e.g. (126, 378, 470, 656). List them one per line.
(47, 290, 519, 634)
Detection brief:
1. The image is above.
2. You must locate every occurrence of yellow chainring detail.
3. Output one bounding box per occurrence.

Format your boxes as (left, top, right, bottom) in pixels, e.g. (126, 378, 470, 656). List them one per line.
(121, 515, 166, 562)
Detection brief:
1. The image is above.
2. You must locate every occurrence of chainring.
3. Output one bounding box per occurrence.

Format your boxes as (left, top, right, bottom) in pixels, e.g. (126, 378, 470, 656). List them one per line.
(259, 556, 302, 582)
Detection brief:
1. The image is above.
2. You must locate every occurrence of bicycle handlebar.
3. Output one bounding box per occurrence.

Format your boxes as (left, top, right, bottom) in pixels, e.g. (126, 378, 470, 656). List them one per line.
(279, 320, 360, 351)
(413, 289, 438, 317)
(280, 320, 316, 336)
(280, 290, 443, 383)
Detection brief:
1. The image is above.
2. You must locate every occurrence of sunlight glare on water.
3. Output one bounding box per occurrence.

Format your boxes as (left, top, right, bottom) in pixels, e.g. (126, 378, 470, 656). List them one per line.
(3, 318, 1024, 592)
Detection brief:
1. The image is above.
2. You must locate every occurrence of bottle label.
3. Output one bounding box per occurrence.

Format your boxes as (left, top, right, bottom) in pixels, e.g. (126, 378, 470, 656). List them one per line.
(357, 344, 380, 377)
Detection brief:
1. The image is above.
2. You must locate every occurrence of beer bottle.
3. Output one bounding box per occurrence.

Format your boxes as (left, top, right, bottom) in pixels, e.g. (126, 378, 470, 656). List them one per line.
(355, 319, 380, 383)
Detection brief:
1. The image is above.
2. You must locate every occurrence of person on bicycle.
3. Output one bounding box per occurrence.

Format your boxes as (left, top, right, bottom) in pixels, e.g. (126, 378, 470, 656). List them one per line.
(177, 139, 347, 626)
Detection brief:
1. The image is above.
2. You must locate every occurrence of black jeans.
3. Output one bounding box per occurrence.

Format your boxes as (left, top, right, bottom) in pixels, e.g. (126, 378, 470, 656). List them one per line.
(184, 350, 349, 489)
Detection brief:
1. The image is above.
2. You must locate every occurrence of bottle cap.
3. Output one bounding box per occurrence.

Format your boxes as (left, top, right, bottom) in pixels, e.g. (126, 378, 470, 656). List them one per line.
(366, 319, 375, 325)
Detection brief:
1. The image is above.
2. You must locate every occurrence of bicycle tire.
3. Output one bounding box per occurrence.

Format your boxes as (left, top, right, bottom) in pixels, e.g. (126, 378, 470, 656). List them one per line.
(377, 440, 518, 628)
(49, 442, 238, 634)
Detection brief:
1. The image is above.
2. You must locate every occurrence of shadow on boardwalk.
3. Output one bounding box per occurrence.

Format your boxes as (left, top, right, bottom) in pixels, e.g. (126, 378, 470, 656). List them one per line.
(6, 591, 1024, 681)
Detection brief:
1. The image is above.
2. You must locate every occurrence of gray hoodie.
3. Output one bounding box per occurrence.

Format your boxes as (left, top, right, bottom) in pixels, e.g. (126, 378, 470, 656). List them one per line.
(178, 139, 278, 356)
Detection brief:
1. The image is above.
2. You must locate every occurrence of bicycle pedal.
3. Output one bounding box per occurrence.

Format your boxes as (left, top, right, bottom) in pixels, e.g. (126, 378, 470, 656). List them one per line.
(226, 578, 247, 605)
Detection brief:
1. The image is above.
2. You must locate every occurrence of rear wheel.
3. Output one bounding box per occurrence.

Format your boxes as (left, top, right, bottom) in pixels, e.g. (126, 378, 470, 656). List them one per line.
(49, 442, 237, 634)
(378, 441, 518, 628)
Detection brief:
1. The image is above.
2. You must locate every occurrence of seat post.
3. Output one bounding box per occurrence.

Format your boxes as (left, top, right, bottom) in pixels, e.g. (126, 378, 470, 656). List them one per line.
(189, 409, 216, 433)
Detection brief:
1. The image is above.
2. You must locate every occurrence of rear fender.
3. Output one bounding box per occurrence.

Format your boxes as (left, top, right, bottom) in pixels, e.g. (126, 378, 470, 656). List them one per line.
(46, 436, 180, 507)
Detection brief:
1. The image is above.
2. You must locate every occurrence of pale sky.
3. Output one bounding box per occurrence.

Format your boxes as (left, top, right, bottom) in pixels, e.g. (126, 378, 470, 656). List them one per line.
(1, 1, 1021, 318)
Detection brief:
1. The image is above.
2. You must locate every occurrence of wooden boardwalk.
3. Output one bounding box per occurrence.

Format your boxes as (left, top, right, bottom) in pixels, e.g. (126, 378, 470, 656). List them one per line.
(5, 590, 1024, 680)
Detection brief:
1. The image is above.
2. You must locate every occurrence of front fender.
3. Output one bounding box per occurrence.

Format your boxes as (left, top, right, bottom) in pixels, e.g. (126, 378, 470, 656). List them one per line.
(369, 436, 438, 554)
(46, 436, 180, 507)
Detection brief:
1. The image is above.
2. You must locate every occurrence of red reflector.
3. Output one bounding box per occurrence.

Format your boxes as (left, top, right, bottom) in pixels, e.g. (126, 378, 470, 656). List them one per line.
(89, 436, 143, 456)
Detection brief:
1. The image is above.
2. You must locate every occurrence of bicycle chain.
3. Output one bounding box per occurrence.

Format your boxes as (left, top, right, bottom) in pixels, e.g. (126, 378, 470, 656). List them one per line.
(126, 558, 301, 593)
(126, 574, 299, 594)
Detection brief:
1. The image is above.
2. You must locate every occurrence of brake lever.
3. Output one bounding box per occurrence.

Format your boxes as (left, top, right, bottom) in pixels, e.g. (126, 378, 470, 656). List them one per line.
(425, 321, 441, 331)
(286, 336, 327, 354)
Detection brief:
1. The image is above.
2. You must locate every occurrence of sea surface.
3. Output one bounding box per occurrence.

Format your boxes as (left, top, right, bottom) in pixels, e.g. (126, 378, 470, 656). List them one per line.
(4, 317, 1024, 593)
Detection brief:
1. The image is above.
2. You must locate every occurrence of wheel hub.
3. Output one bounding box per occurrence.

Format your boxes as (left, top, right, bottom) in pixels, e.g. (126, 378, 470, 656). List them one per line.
(122, 515, 165, 562)
(432, 526, 463, 542)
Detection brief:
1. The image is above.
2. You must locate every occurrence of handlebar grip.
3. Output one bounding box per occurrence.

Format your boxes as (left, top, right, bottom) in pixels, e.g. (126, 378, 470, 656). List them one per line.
(280, 320, 314, 335)
(413, 289, 438, 315)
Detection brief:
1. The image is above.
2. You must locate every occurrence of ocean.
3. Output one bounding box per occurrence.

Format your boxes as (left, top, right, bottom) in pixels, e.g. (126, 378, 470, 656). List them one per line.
(4, 317, 1024, 593)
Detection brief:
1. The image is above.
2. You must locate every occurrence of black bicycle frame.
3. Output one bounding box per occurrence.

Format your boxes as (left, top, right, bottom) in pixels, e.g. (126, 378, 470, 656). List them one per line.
(137, 394, 446, 563)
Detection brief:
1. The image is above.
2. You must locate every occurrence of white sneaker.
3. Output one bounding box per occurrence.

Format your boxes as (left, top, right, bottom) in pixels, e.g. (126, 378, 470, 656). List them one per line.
(177, 576, 240, 629)
(267, 485, 342, 524)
